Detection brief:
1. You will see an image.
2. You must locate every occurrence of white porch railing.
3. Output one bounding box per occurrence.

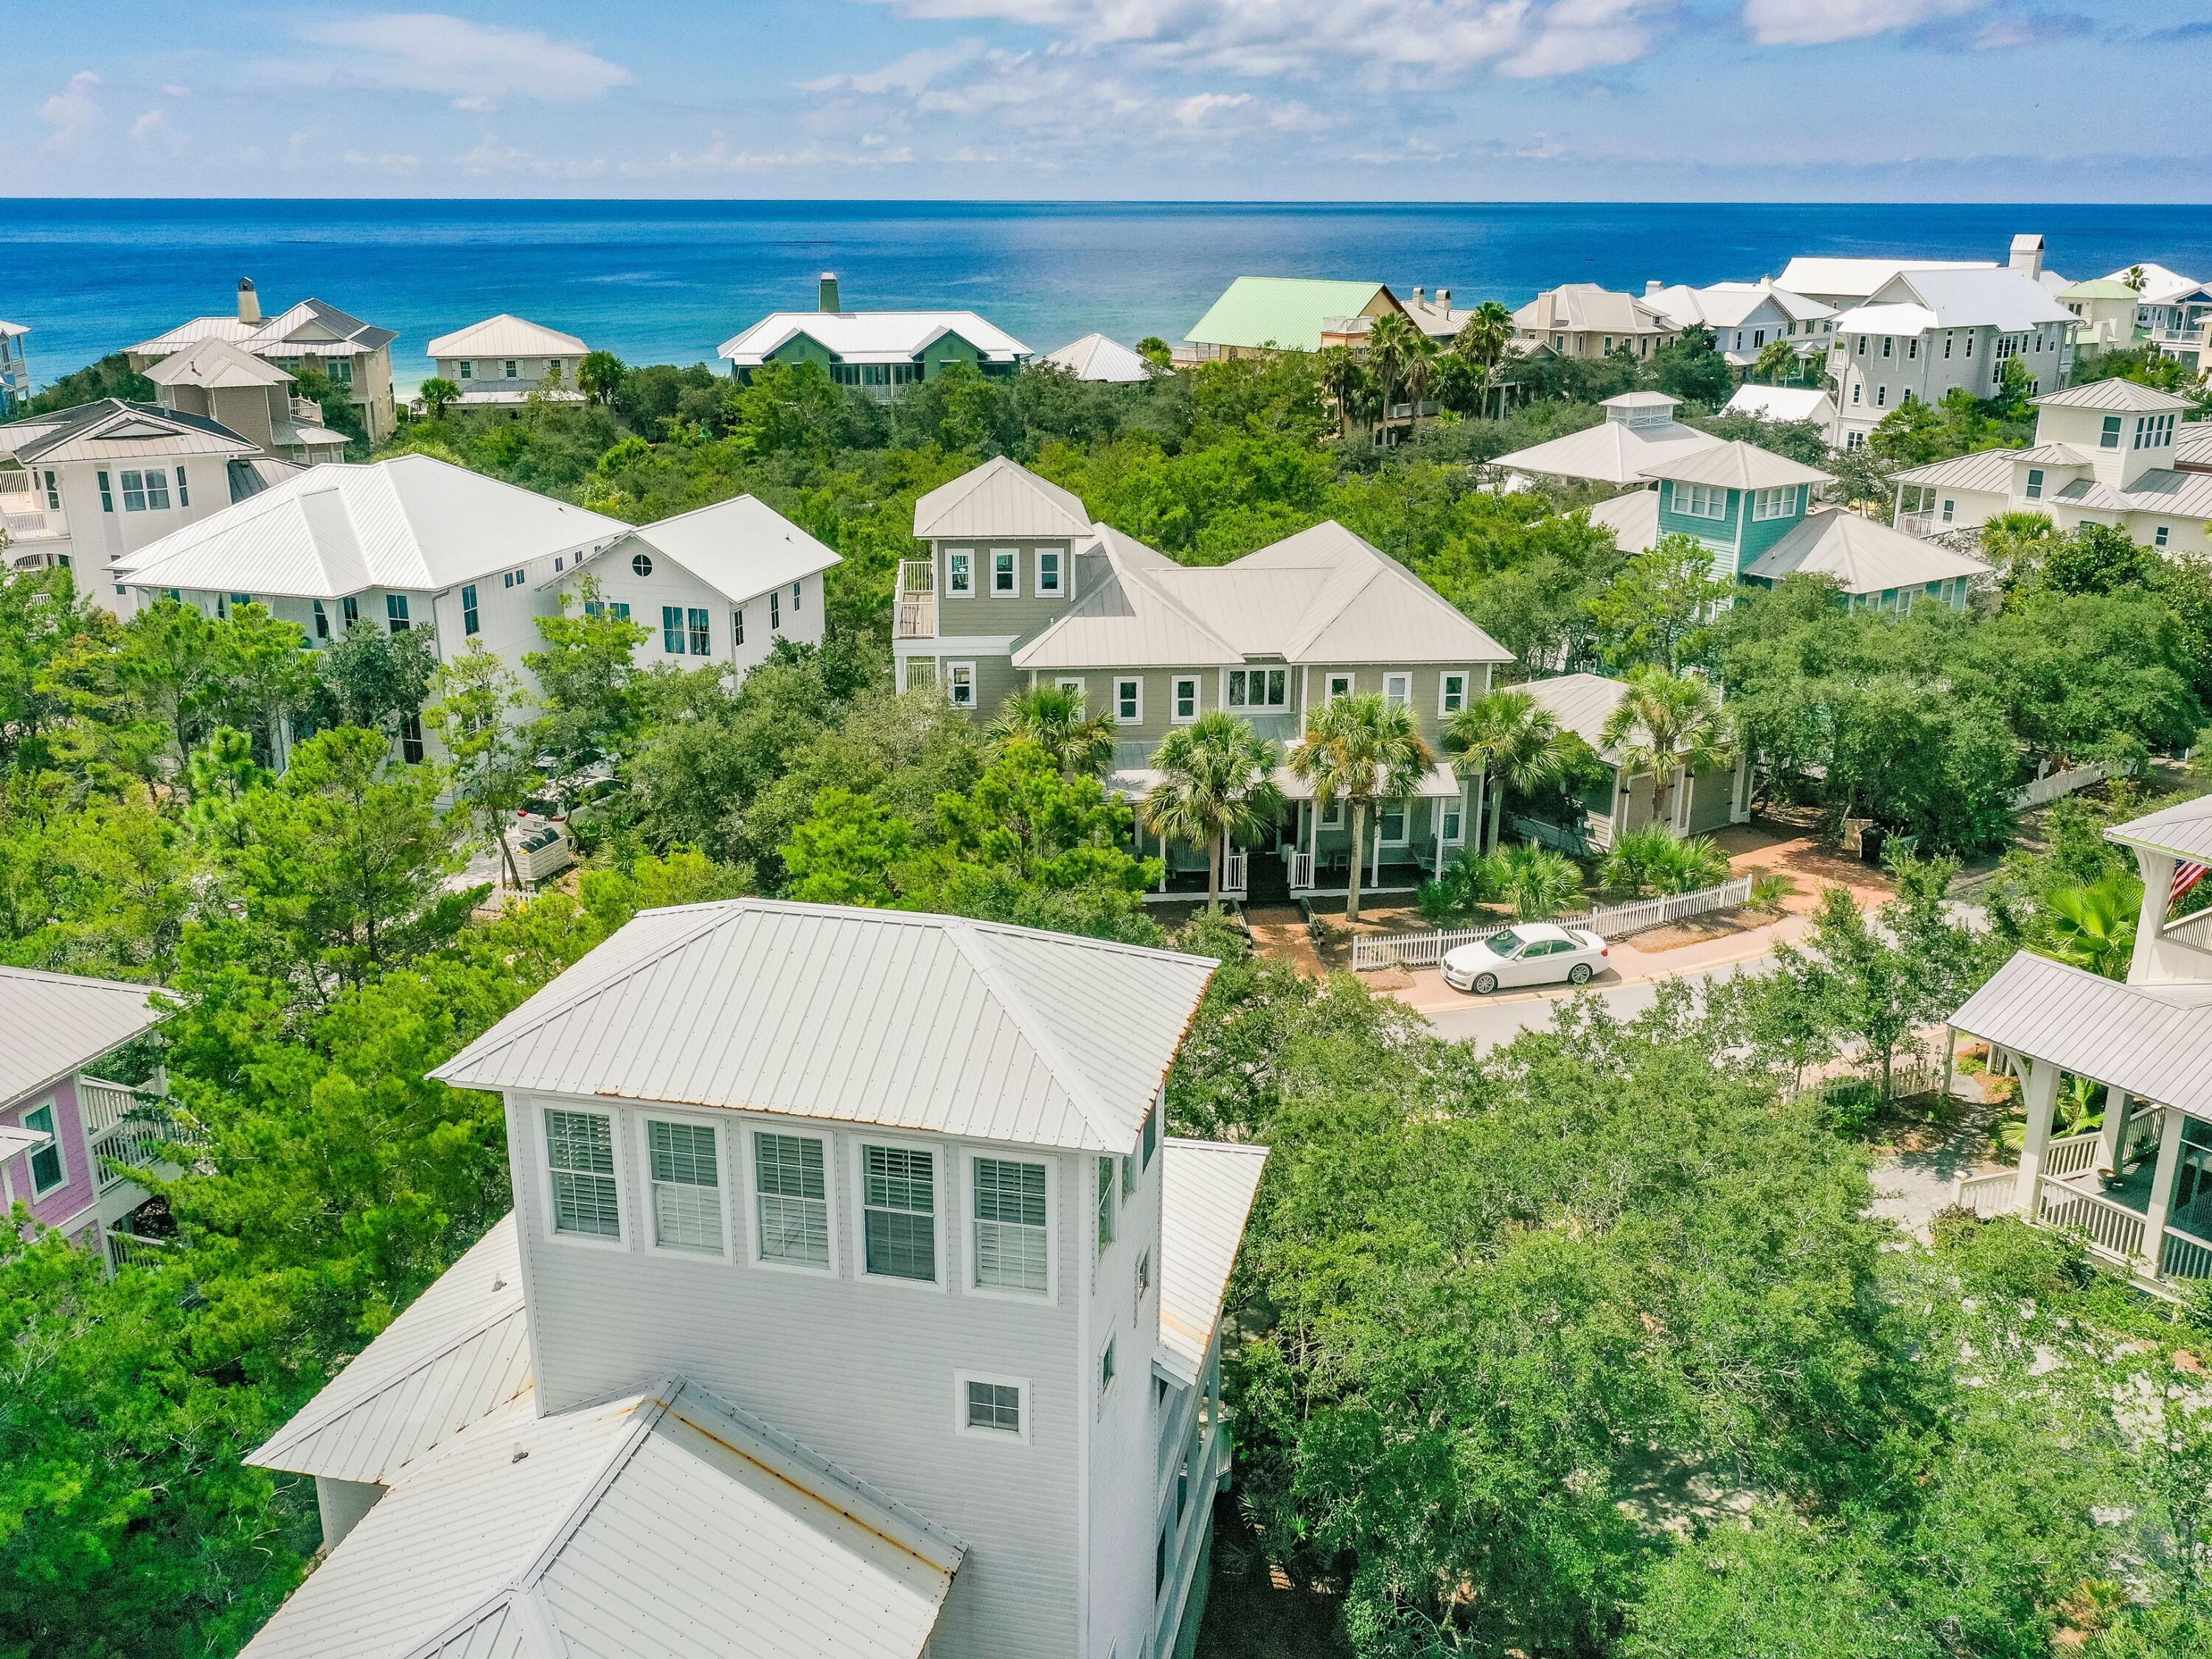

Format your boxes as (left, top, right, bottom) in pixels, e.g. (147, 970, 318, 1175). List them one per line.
(79, 1076, 145, 1138)
(1896, 511, 1936, 540)
(2008, 760, 2130, 811)
(894, 560, 936, 640)
(1222, 848, 1246, 894)
(1350, 874, 1752, 970)
(2042, 1129, 2104, 1180)
(1952, 1170, 2020, 1217)
(1285, 846, 1314, 891)
(105, 1229, 172, 1272)
(2033, 1175, 2147, 1265)
(2163, 1225, 2212, 1281)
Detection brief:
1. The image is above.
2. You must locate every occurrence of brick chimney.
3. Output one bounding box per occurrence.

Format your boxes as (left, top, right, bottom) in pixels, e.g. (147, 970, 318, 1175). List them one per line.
(818, 273, 841, 313)
(237, 277, 262, 324)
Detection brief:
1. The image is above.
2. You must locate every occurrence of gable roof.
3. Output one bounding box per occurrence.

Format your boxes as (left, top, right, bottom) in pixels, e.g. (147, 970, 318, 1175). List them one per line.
(911, 454, 1092, 540)
(1158, 1138, 1268, 1386)
(115, 454, 626, 599)
(1644, 439, 1832, 492)
(718, 310, 1029, 367)
(1514, 284, 1672, 335)
(2062, 278, 2142, 302)
(1775, 256, 1994, 303)
(2037, 378, 2195, 414)
(2106, 263, 2202, 305)
(567, 495, 841, 605)
(1185, 277, 1394, 353)
(1517, 672, 1635, 763)
(1043, 333, 1155, 382)
(425, 315, 588, 360)
(1892, 448, 2023, 493)
(0, 967, 165, 1105)
(240, 1380, 963, 1659)
(1492, 417, 1722, 486)
(132, 298, 394, 360)
(143, 337, 293, 389)
(1742, 507, 1991, 595)
(0, 399, 262, 465)
(430, 901, 1218, 1155)
(1722, 384, 1836, 424)
(1645, 280, 1833, 332)
(1862, 266, 2076, 331)
(2107, 790, 2212, 865)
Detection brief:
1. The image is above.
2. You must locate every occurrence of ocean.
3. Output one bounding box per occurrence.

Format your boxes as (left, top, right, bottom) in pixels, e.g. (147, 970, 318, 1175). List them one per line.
(6, 199, 2211, 394)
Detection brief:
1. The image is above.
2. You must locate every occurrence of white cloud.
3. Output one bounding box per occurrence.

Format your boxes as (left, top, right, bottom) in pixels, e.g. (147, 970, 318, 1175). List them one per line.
(342, 148, 421, 173)
(803, 41, 988, 94)
(38, 71, 102, 147)
(1741, 0, 1990, 46)
(288, 13, 630, 108)
(131, 108, 165, 140)
(458, 135, 610, 178)
(625, 134, 919, 175)
(161, 83, 191, 99)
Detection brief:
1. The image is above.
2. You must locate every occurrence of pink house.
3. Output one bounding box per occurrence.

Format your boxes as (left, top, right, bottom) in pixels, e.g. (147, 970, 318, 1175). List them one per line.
(0, 966, 171, 1270)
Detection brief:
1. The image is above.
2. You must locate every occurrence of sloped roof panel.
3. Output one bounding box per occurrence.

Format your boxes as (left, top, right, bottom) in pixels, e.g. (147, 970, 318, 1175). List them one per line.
(1950, 951, 2212, 1121)
(1887, 267, 2076, 330)
(1743, 509, 1991, 594)
(426, 316, 589, 359)
(1722, 385, 1834, 423)
(720, 310, 1029, 365)
(1158, 1138, 1268, 1385)
(2037, 378, 2196, 413)
(1184, 277, 1391, 352)
(2107, 791, 2212, 863)
(1043, 334, 1155, 382)
(1589, 487, 1660, 552)
(144, 337, 293, 389)
(1891, 448, 2023, 493)
(0, 400, 260, 465)
(0, 966, 164, 1104)
(575, 495, 841, 605)
(1493, 419, 1723, 486)
(1775, 257, 1992, 302)
(1645, 439, 1832, 491)
(1517, 672, 1630, 758)
(911, 455, 1092, 540)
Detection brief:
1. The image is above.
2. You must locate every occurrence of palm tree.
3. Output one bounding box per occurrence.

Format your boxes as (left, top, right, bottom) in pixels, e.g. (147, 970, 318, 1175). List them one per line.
(1978, 509, 2059, 571)
(1452, 300, 1516, 417)
(1142, 714, 1283, 911)
(1753, 338, 1798, 386)
(989, 685, 1116, 778)
(2042, 872, 2140, 981)
(417, 377, 460, 420)
(577, 349, 626, 407)
(1441, 689, 1581, 853)
(1315, 345, 1364, 442)
(1363, 310, 1422, 445)
(1498, 844, 1582, 920)
(2124, 265, 2149, 296)
(1400, 329, 1439, 441)
(1289, 692, 1434, 923)
(1599, 667, 1731, 832)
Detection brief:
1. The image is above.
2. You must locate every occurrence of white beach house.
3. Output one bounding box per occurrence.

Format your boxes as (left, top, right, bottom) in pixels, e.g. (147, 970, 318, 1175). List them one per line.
(424, 314, 591, 409)
(1829, 266, 2077, 448)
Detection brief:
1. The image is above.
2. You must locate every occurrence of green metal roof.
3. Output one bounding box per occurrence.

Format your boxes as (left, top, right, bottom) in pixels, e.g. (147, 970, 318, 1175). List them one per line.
(1183, 276, 1393, 352)
(2061, 278, 2140, 300)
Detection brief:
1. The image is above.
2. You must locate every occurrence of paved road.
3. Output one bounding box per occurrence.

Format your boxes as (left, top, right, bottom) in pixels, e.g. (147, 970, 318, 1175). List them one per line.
(1422, 950, 1781, 1049)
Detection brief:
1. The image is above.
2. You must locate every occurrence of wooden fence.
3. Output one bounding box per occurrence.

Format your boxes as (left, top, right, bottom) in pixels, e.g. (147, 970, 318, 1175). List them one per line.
(2008, 760, 2132, 811)
(1350, 875, 1753, 970)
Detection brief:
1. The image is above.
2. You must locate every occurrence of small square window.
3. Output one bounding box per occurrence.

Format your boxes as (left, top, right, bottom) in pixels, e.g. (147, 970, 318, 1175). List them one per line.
(947, 662, 976, 709)
(1326, 673, 1352, 703)
(2156, 525, 2171, 548)
(964, 1378, 1023, 1436)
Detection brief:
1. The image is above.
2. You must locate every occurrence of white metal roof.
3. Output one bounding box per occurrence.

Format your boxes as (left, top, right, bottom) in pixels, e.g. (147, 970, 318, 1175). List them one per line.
(240, 1380, 963, 1659)
(431, 901, 1218, 1155)
(1742, 508, 1991, 595)
(1491, 418, 1723, 487)
(1722, 384, 1835, 424)
(0, 400, 262, 466)
(2107, 790, 2212, 865)
(426, 316, 588, 360)
(1775, 257, 1994, 303)
(1042, 333, 1155, 383)
(719, 310, 1029, 366)
(1273, 759, 1461, 803)
(133, 297, 395, 359)
(1513, 284, 1672, 335)
(0, 321, 26, 338)
(1157, 1138, 1267, 1386)
(0, 1124, 50, 1163)
(1950, 950, 2212, 1122)
(1831, 302, 1941, 338)
(143, 337, 293, 389)
(0, 966, 164, 1105)
(1870, 267, 2076, 332)
(1891, 448, 2022, 494)
(2051, 467, 2212, 520)
(2105, 263, 2202, 306)
(1588, 487, 1660, 552)
(911, 456, 1093, 541)
(2037, 378, 2195, 414)
(115, 455, 627, 599)
(566, 495, 841, 606)
(1644, 280, 1832, 333)
(1642, 439, 1832, 491)
(248, 1214, 529, 1485)
(1517, 672, 1633, 762)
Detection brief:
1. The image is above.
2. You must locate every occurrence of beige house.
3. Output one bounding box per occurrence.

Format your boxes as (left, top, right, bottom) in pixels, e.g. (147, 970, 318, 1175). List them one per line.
(142, 338, 350, 465)
(128, 279, 397, 444)
(1512, 284, 1676, 361)
(423, 314, 589, 410)
(1893, 380, 2210, 554)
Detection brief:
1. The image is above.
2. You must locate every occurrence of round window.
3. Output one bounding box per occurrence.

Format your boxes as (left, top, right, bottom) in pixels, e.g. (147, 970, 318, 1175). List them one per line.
(631, 552, 653, 578)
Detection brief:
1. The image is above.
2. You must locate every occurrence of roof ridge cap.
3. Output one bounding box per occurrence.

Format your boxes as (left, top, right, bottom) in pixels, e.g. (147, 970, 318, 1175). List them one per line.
(515, 1385, 673, 1592)
(942, 918, 1124, 1152)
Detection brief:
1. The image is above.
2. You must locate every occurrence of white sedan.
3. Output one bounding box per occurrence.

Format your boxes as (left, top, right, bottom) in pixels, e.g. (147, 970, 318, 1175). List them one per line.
(1440, 922, 1610, 995)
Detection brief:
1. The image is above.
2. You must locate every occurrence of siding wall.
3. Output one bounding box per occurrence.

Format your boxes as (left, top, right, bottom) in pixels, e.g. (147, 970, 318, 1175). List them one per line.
(1, 1075, 96, 1235)
(935, 539, 1077, 644)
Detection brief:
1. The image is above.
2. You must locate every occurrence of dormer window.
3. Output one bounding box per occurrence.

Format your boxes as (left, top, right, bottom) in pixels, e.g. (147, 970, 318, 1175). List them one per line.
(2025, 469, 2044, 500)
(1750, 486, 1799, 521)
(2101, 416, 2123, 450)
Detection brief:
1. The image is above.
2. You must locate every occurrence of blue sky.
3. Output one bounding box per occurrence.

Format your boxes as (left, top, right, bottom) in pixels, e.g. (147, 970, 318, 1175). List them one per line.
(7, 1, 2208, 200)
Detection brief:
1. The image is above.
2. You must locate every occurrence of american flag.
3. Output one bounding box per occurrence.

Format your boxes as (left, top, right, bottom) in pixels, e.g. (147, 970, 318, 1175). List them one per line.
(2176, 860, 2211, 905)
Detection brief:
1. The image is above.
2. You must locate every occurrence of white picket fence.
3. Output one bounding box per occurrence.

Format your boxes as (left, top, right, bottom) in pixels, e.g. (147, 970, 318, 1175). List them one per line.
(2008, 760, 2129, 811)
(1350, 874, 1753, 970)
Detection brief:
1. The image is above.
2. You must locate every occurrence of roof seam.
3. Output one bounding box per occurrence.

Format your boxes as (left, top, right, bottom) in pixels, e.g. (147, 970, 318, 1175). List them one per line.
(940, 919, 1124, 1151)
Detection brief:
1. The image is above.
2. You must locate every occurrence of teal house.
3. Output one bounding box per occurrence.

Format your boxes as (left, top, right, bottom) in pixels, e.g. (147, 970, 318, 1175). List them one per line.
(1591, 439, 1987, 612)
(717, 274, 1032, 398)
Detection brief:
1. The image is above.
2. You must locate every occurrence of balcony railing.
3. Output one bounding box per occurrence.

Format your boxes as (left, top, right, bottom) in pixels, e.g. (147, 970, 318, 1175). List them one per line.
(0, 495, 65, 542)
(1896, 511, 1938, 540)
(894, 559, 936, 641)
(81, 1074, 185, 1194)
(105, 1229, 173, 1273)
(290, 394, 326, 423)
(2032, 1174, 2146, 1266)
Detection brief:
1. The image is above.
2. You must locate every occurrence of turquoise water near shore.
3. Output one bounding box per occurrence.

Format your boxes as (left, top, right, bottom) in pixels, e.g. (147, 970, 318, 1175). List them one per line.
(5, 199, 2209, 394)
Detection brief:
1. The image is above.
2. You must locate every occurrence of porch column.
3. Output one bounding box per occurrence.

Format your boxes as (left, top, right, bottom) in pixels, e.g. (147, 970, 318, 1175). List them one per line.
(1304, 799, 1315, 863)
(1730, 749, 1752, 824)
(1487, 777, 1505, 854)
(1434, 800, 1448, 879)
(2014, 1055, 2060, 1213)
(1469, 764, 1487, 853)
(2140, 1105, 2186, 1281)
(1368, 815, 1381, 889)
(2098, 1087, 2133, 1176)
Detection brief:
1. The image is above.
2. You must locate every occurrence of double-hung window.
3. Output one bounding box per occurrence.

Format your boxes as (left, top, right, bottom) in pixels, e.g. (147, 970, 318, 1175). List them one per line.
(2157, 525, 2171, 548)
(1383, 672, 1411, 709)
(754, 1131, 830, 1267)
(21, 1104, 63, 1194)
(546, 1109, 619, 1239)
(1439, 672, 1468, 716)
(732, 607, 745, 646)
(1037, 548, 1062, 595)
(386, 594, 411, 633)
(647, 1120, 722, 1253)
(343, 597, 360, 628)
(399, 713, 426, 764)
(2025, 469, 2044, 501)
(1750, 486, 1797, 521)
(145, 469, 170, 509)
(973, 1156, 1048, 1294)
(991, 548, 1018, 596)
(687, 608, 710, 655)
(1116, 678, 1141, 722)
(769, 590, 781, 631)
(1172, 677, 1199, 722)
(461, 584, 480, 636)
(947, 661, 976, 709)
(313, 599, 330, 641)
(1096, 1155, 1116, 1252)
(99, 470, 114, 512)
(662, 605, 686, 654)
(791, 580, 801, 612)
(42, 470, 59, 510)
(2101, 416, 2123, 450)
(1227, 668, 1287, 708)
(861, 1144, 936, 1281)
(946, 549, 973, 596)
(120, 470, 148, 512)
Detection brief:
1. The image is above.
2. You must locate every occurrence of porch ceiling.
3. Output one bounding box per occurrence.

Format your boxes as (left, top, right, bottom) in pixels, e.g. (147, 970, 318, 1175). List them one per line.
(1951, 950, 2212, 1123)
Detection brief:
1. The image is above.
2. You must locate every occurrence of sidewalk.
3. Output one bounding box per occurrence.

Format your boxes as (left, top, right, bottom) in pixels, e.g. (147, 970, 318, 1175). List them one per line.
(1245, 907, 1326, 977)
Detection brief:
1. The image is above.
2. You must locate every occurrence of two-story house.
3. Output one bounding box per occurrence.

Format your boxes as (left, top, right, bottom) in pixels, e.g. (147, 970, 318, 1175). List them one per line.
(1643, 279, 1834, 367)
(424, 315, 590, 411)
(0, 966, 178, 1273)
(0, 398, 285, 611)
(1773, 254, 1997, 313)
(234, 900, 1269, 1659)
(720, 274, 1030, 397)
(142, 338, 352, 465)
(0, 321, 29, 415)
(1829, 267, 2077, 448)
(128, 279, 399, 445)
(1947, 791, 2212, 1296)
(1514, 672, 1752, 853)
(1892, 380, 2212, 555)
(1594, 439, 1989, 613)
(1183, 276, 1401, 361)
(2058, 278, 2145, 353)
(1492, 390, 1722, 488)
(898, 456, 1514, 903)
(1512, 283, 1676, 361)
(2109, 263, 2212, 353)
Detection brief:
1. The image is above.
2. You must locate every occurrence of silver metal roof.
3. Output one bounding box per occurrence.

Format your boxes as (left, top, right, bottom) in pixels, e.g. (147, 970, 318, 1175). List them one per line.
(911, 455, 1091, 541)
(1950, 950, 2212, 1121)
(1743, 508, 1991, 594)
(1492, 418, 1722, 487)
(1644, 439, 1832, 491)
(2108, 791, 2212, 864)
(431, 901, 1219, 1155)
(564, 495, 841, 606)
(0, 966, 164, 1105)
(0, 400, 262, 467)
(2037, 378, 2194, 414)
(143, 337, 293, 389)
(1042, 333, 1155, 382)
(720, 309, 1029, 366)
(241, 1380, 962, 1659)
(1517, 672, 1634, 763)
(1158, 1138, 1268, 1385)
(249, 1214, 529, 1484)
(1891, 448, 2020, 494)
(425, 316, 588, 360)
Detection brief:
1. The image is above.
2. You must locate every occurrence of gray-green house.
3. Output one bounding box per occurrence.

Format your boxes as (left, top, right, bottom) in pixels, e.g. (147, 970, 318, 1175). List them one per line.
(717, 274, 1031, 397)
(896, 457, 1515, 903)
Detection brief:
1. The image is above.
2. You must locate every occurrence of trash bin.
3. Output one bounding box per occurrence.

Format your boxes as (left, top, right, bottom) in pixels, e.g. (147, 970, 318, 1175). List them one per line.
(1860, 824, 1887, 866)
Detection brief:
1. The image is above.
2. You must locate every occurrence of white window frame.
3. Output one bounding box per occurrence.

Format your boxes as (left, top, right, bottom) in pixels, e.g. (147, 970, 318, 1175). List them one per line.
(850, 1135, 947, 1293)
(20, 1101, 64, 1196)
(1226, 667, 1289, 709)
(2156, 524, 2171, 548)
(1379, 803, 1409, 846)
(1036, 546, 1064, 596)
(945, 548, 975, 597)
(1172, 675, 1200, 723)
(1116, 677, 1142, 723)
(947, 661, 977, 709)
(1382, 672, 1411, 710)
(1941, 498, 1955, 525)
(744, 1124, 838, 1277)
(1750, 486, 1796, 521)
(954, 1370, 1034, 1444)
(1325, 672, 1353, 704)
(964, 1147, 1057, 1304)
(2025, 469, 2043, 501)
(1442, 802, 1464, 844)
(1321, 799, 1344, 828)
(636, 1111, 734, 1262)
(1098, 1335, 1118, 1410)
(1438, 671, 1468, 717)
(1674, 481, 1726, 520)
(990, 546, 1019, 597)
(1056, 676, 1086, 709)
(538, 1102, 629, 1251)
